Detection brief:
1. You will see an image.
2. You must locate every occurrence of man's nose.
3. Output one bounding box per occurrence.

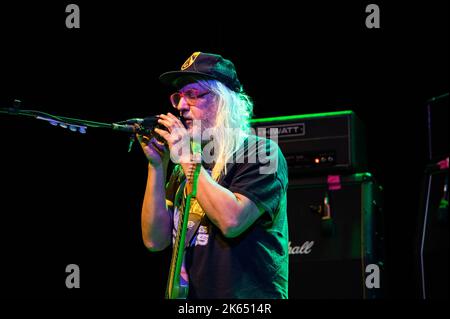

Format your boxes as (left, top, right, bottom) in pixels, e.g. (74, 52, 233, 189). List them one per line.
(176, 97, 190, 112)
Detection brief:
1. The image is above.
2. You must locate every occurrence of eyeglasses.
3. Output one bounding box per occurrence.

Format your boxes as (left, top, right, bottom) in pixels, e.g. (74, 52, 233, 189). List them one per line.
(170, 89, 211, 108)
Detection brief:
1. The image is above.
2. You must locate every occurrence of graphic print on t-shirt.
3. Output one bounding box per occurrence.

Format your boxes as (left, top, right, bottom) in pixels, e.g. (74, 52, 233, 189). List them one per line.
(172, 184, 208, 248)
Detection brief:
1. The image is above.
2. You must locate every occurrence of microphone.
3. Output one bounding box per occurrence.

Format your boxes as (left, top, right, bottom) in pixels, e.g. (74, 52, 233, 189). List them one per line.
(112, 116, 166, 152)
(112, 116, 187, 152)
(112, 116, 159, 135)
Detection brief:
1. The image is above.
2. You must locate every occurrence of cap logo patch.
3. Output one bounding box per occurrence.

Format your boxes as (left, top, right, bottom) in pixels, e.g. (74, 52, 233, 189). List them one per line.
(181, 52, 201, 70)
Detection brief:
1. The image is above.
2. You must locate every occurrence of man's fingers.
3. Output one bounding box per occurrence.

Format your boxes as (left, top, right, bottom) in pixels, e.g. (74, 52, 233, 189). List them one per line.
(157, 118, 172, 130)
(160, 113, 184, 129)
(136, 134, 149, 144)
(167, 113, 185, 127)
(154, 127, 170, 141)
(166, 112, 179, 121)
(150, 138, 166, 153)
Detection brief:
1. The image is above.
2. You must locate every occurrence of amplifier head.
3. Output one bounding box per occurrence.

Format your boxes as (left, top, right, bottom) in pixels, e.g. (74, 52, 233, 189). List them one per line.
(250, 110, 367, 175)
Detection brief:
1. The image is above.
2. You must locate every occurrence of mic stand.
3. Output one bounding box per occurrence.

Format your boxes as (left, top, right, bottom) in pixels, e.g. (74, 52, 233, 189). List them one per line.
(0, 99, 152, 152)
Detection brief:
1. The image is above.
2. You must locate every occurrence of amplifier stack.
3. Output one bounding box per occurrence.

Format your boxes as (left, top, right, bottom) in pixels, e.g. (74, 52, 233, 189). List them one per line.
(252, 111, 384, 299)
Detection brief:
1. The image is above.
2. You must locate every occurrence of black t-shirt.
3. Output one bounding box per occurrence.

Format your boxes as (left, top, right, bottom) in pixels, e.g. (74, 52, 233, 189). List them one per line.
(166, 135, 289, 299)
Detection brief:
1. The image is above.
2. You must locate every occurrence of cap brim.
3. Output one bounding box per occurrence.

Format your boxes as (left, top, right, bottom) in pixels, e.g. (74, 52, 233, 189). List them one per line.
(159, 71, 216, 89)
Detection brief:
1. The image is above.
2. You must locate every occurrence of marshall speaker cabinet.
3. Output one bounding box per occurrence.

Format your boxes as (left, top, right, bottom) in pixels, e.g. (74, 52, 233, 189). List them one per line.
(287, 173, 384, 299)
(250, 111, 367, 176)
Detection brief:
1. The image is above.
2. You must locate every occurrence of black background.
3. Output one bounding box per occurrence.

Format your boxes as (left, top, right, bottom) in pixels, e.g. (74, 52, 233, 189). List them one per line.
(0, 0, 448, 301)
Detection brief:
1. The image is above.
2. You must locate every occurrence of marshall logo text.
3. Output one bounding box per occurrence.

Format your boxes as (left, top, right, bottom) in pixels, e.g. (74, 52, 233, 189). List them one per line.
(288, 241, 314, 255)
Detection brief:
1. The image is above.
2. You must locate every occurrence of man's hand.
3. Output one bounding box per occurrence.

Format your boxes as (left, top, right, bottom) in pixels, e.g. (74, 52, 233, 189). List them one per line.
(136, 132, 169, 169)
(155, 113, 192, 164)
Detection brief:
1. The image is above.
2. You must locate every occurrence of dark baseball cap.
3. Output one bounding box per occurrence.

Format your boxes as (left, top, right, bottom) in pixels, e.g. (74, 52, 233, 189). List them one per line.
(159, 52, 242, 92)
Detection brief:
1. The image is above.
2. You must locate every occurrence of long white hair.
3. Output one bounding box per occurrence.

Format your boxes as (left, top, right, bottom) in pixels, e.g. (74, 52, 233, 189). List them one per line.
(198, 80, 254, 181)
